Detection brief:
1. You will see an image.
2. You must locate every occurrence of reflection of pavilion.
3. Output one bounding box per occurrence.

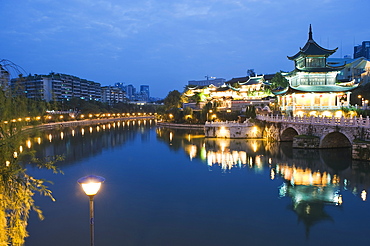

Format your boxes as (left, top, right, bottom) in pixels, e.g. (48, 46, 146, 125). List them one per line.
(203, 139, 266, 171)
(275, 164, 342, 237)
(280, 183, 341, 238)
(156, 129, 369, 205)
(183, 138, 267, 171)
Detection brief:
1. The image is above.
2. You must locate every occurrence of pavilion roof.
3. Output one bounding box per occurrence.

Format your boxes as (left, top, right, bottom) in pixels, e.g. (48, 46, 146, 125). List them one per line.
(288, 25, 337, 60)
(214, 85, 240, 92)
(226, 74, 275, 85)
(226, 76, 249, 84)
(288, 66, 343, 74)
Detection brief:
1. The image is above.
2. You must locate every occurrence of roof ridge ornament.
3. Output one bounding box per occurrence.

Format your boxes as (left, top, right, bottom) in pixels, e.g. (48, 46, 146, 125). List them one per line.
(309, 24, 313, 40)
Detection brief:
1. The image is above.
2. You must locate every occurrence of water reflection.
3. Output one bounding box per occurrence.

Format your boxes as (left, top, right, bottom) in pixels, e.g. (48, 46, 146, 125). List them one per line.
(0, 119, 156, 245)
(156, 127, 370, 236)
(32, 119, 156, 165)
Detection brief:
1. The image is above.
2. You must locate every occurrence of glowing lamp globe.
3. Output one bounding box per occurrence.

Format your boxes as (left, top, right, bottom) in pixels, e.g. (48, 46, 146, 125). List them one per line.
(78, 175, 105, 196)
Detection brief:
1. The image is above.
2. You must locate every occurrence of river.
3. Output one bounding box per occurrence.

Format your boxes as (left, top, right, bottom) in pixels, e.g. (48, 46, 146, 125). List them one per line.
(25, 119, 370, 246)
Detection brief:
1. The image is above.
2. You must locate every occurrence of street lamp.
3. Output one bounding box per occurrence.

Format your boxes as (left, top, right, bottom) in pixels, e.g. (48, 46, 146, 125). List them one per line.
(206, 109, 213, 122)
(78, 175, 105, 246)
(358, 95, 363, 106)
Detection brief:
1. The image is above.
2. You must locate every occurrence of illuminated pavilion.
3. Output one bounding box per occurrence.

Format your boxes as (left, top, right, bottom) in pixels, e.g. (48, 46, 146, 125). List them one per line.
(275, 25, 358, 117)
(183, 75, 273, 110)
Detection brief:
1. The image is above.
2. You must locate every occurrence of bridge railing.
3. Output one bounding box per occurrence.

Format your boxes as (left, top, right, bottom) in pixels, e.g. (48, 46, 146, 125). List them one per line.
(205, 120, 252, 127)
(256, 114, 370, 128)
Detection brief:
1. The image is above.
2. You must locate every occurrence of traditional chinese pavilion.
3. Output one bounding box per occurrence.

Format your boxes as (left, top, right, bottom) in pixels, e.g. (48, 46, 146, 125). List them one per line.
(275, 25, 358, 117)
(183, 75, 273, 110)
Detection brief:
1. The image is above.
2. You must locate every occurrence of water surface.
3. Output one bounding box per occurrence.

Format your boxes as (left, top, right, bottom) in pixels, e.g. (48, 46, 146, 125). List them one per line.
(26, 119, 370, 245)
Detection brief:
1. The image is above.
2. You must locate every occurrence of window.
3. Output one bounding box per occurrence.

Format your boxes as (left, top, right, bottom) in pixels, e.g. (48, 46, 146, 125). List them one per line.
(306, 58, 324, 67)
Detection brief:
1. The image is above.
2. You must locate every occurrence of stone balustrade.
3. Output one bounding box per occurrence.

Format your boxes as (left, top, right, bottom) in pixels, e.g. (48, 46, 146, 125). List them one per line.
(205, 120, 252, 127)
(256, 114, 370, 128)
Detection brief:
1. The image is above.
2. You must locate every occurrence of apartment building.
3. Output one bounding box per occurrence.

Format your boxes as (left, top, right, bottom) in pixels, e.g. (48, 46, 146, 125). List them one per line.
(10, 73, 102, 102)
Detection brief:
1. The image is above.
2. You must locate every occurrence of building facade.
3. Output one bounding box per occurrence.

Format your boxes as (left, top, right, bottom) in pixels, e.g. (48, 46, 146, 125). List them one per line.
(327, 57, 370, 84)
(0, 65, 10, 89)
(101, 86, 125, 104)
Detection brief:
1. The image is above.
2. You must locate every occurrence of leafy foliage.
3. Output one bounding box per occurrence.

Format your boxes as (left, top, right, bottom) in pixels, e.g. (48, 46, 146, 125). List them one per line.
(163, 90, 182, 110)
(0, 87, 63, 245)
(0, 124, 63, 245)
(270, 72, 289, 90)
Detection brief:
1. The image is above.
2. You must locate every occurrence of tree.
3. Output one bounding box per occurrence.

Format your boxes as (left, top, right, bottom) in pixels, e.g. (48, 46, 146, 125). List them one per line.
(0, 122, 62, 245)
(270, 72, 289, 90)
(247, 69, 256, 77)
(163, 90, 182, 110)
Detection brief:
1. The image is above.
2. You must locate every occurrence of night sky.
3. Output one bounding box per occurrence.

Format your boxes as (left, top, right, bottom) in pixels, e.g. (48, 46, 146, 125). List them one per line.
(1, 0, 369, 97)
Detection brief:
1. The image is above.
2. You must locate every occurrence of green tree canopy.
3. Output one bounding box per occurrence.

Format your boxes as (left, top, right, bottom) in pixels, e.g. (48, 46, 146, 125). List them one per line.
(270, 72, 289, 90)
(164, 90, 182, 110)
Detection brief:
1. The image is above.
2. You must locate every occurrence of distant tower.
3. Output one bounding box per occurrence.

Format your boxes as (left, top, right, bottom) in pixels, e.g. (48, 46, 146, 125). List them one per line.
(126, 84, 135, 100)
(354, 41, 370, 59)
(140, 85, 149, 98)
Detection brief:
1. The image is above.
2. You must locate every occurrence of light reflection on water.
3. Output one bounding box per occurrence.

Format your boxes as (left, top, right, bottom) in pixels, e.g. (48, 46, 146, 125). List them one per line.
(24, 121, 370, 246)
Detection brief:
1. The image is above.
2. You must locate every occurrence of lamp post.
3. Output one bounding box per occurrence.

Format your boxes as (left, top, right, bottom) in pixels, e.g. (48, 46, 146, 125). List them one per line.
(78, 175, 105, 246)
(206, 109, 213, 122)
(358, 95, 363, 107)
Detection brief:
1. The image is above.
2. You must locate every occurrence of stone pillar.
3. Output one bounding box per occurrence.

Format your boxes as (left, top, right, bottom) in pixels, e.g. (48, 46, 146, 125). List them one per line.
(347, 92, 351, 106)
(329, 92, 333, 108)
(292, 93, 296, 116)
(311, 93, 314, 110)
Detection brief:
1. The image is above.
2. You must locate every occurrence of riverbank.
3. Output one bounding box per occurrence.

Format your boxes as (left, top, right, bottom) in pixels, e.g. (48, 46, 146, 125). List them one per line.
(23, 116, 156, 132)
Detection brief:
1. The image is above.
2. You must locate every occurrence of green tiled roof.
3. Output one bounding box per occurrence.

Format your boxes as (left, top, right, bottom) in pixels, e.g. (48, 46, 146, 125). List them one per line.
(292, 67, 342, 73)
(273, 84, 358, 95)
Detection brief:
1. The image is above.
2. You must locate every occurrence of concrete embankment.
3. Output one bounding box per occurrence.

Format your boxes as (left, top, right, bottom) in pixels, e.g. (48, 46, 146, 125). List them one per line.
(156, 122, 204, 129)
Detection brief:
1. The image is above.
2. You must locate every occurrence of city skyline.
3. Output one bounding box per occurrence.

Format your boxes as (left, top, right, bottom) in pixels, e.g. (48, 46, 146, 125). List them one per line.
(1, 0, 369, 98)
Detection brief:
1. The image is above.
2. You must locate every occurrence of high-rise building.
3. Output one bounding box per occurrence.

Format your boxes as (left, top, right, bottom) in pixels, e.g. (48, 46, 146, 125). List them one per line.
(125, 84, 136, 100)
(354, 41, 370, 59)
(140, 85, 149, 101)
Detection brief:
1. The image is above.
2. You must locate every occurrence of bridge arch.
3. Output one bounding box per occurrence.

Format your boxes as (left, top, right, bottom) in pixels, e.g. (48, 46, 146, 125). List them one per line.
(280, 127, 299, 142)
(320, 132, 352, 148)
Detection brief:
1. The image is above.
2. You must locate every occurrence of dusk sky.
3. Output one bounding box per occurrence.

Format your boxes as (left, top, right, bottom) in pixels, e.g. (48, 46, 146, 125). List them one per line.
(1, 0, 369, 98)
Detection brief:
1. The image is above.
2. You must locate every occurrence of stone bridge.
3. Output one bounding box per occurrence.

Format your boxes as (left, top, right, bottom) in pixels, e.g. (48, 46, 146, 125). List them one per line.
(257, 115, 370, 149)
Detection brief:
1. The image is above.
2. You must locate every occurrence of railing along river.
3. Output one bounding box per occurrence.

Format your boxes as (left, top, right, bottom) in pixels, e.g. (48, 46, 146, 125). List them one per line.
(256, 115, 370, 128)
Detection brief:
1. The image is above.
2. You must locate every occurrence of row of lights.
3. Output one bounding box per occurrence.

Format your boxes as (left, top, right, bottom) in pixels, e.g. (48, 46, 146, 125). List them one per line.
(27, 120, 154, 145)
(5, 119, 153, 166)
(0, 112, 156, 124)
(79, 112, 154, 119)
